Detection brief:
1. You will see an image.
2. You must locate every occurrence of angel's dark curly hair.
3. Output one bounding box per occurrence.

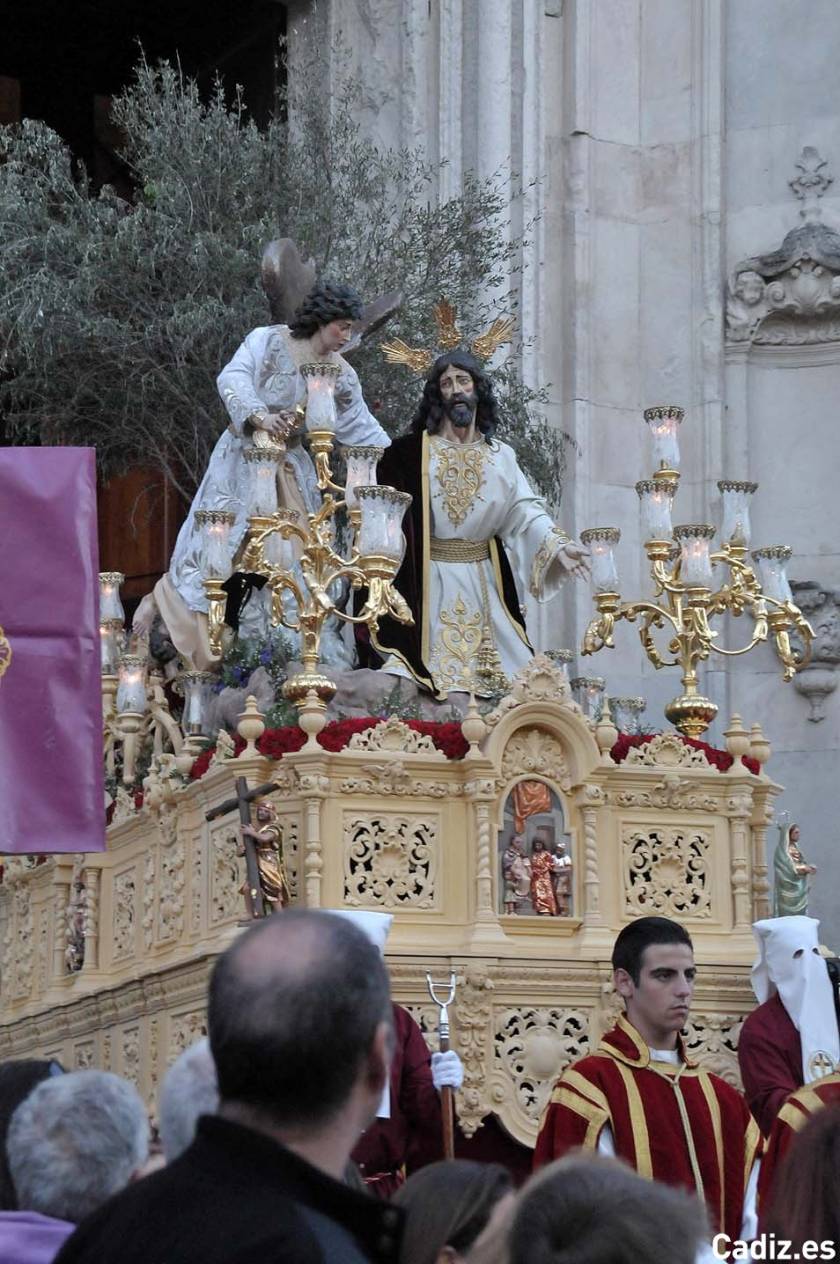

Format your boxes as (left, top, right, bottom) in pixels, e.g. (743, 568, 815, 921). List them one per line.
(288, 282, 363, 339)
(409, 351, 499, 440)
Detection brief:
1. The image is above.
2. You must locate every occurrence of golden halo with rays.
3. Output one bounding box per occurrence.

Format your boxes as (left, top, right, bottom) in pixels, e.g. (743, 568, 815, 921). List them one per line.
(381, 300, 514, 374)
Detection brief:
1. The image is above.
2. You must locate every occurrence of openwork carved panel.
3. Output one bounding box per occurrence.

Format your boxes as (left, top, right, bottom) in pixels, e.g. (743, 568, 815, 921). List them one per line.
(684, 1013, 744, 1088)
(210, 828, 241, 925)
(343, 814, 438, 909)
(622, 827, 712, 919)
(492, 1006, 591, 1127)
(112, 870, 137, 961)
(501, 727, 570, 789)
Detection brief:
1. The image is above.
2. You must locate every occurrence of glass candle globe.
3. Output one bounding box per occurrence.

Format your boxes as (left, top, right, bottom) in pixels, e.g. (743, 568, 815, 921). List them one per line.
(300, 363, 340, 433)
(98, 572, 125, 622)
(644, 405, 684, 471)
(718, 480, 758, 547)
(243, 449, 280, 517)
(195, 510, 235, 580)
(344, 446, 383, 509)
(636, 479, 677, 542)
(580, 528, 620, 593)
(116, 655, 147, 714)
(673, 524, 716, 588)
(355, 486, 411, 562)
(752, 546, 793, 603)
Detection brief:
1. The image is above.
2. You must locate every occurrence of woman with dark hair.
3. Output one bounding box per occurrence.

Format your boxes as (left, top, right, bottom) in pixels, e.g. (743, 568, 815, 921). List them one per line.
(144, 280, 390, 668)
(393, 1159, 513, 1264)
(0, 1059, 64, 1209)
(763, 1106, 840, 1250)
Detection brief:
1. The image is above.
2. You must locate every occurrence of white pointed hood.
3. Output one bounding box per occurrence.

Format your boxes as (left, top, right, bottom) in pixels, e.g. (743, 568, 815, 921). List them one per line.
(751, 916, 839, 1082)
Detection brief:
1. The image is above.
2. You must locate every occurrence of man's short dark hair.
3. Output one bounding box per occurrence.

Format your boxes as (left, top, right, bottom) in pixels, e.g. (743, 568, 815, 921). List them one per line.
(612, 917, 694, 985)
(288, 282, 363, 339)
(208, 910, 391, 1129)
(409, 350, 499, 440)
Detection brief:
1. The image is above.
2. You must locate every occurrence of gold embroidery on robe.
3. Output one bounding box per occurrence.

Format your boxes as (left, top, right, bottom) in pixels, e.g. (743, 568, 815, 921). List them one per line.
(432, 440, 488, 527)
(529, 526, 572, 598)
(429, 595, 483, 692)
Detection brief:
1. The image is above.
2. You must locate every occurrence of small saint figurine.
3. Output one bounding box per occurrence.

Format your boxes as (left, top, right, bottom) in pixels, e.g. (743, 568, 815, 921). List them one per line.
(773, 820, 817, 918)
(239, 799, 291, 918)
(502, 834, 531, 915)
(530, 837, 559, 916)
(550, 841, 573, 917)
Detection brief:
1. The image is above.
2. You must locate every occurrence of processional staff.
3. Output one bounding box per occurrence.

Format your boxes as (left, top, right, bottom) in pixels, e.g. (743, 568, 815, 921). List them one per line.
(205, 777, 279, 921)
(426, 971, 458, 1160)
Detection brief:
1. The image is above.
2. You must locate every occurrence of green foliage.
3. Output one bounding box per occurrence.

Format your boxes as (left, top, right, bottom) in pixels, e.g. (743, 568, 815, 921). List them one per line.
(0, 44, 570, 501)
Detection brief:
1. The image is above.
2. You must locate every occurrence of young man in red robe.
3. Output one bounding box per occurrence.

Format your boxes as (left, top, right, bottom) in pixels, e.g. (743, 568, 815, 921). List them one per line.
(534, 916, 762, 1244)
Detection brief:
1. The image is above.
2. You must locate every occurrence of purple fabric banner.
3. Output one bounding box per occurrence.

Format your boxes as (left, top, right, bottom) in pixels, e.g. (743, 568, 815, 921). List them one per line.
(0, 449, 105, 853)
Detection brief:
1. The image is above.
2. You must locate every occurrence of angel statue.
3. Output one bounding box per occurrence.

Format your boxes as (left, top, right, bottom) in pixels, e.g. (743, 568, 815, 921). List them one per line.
(773, 817, 817, 917)
(134, 240, 399, 670)
(355, 302, 589, 697)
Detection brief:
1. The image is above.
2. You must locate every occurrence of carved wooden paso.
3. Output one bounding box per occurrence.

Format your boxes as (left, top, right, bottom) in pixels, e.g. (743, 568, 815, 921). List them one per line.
(205, 778, 279, 920)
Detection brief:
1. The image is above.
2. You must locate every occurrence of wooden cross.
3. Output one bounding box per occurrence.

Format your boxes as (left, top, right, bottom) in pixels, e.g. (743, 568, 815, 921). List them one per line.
(205, 777, 279, 921)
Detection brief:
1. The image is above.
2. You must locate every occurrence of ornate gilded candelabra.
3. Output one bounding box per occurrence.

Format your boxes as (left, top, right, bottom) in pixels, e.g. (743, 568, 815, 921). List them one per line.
(198, 362, 413, 712)
(580, 406, 813, 738)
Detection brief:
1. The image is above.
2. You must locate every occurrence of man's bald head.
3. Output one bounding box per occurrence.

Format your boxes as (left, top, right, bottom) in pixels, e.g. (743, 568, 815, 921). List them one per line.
(208, 910, 392, 1129)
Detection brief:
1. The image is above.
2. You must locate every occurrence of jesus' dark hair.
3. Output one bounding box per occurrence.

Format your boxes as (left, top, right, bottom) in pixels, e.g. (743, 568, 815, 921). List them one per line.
(288, 281, 363, 339)
(409, 350, 500, 440)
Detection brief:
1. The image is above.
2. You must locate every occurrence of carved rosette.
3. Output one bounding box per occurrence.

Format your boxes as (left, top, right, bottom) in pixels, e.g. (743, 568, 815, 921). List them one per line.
(622, 827, 712, 919)
(500, 727, 570, 790)
(343, 813, 438, 909)
(491, 1006, 591, 1135)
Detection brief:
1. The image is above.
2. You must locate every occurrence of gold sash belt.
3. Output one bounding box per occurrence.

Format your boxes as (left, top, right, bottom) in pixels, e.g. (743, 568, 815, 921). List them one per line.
(430, 537, 490, 563)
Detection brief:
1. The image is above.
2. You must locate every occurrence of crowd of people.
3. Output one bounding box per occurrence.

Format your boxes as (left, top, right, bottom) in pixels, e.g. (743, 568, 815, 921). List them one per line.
(0, 910, 837, 1262)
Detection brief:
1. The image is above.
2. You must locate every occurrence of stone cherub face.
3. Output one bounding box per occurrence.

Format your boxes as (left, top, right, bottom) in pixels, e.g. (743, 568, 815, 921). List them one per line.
(735, 270, 765, 306)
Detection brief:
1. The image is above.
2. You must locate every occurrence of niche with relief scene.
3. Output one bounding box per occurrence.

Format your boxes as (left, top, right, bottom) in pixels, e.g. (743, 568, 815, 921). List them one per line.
(498, 779, 573, 918)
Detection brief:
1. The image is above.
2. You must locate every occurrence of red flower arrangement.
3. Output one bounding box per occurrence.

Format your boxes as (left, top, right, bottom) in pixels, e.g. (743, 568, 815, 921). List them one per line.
(189, 717, 470, 781)
(610, 731, 760, 776)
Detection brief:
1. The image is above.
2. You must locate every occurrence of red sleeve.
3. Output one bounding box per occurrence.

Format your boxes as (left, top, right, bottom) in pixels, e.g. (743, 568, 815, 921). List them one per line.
(737, 998, 803, 1137)
(533, 1070, 609, 1170)
(397, 1009, 443, 1172)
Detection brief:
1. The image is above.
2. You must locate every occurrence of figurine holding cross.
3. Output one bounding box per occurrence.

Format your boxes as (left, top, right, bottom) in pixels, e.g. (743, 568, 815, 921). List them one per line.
(205, 777, 283, 920)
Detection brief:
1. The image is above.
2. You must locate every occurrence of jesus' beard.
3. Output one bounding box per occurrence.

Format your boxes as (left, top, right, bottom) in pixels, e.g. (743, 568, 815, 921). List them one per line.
(442, 392, 477, 428)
